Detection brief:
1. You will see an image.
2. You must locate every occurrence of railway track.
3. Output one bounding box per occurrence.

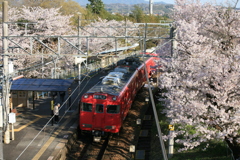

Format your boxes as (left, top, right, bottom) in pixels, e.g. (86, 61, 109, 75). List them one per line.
(66, 84, 159, 160)
(135, 102, 154, 160)
(79, 134, 110, 160)
(134, 75, 159, 160)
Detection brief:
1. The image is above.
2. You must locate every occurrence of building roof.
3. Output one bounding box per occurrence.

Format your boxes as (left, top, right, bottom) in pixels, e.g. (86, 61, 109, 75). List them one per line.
(9, 78, 74, 92)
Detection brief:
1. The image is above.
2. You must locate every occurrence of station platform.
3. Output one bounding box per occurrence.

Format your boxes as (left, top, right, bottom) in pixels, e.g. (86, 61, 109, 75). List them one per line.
(3, 91, 78, 160)
(2, 71, 107, 160)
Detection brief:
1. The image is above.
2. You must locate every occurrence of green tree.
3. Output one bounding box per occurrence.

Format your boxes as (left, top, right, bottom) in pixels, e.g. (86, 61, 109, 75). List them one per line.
(86, 0, 105, 15)
(99, 10, 125, 21)
(129, 5, 145, 23)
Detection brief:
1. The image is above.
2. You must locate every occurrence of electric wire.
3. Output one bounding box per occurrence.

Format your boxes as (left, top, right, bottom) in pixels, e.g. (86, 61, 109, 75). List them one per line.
(15, 70, 94, 159)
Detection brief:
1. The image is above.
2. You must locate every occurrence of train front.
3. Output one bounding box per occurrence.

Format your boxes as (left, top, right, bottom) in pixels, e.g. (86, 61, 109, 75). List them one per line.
(79, 91, 121, 142)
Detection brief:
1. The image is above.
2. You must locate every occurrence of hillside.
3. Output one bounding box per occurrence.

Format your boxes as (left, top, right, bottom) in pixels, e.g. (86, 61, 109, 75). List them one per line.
(76, 0, 169, 6)
(75, 0, 173, 15)
(105, 3, 173, 15)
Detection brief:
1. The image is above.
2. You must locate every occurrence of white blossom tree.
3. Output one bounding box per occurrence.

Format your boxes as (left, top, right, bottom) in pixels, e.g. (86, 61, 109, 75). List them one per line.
(79, 18, 137, 54)
(158, 0, 240, 158)
(0, 6, 137, 78)
(0, 6, 75, 77)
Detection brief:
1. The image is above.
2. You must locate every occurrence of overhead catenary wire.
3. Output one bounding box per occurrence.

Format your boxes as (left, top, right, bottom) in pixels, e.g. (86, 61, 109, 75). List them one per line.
(15, 70, 94, 159)
(1, 13, 172, 158)
(14, 45, 168, 159)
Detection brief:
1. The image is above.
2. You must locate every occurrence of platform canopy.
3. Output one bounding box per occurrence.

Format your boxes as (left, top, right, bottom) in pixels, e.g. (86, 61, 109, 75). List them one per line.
(9, 78, 74, 92)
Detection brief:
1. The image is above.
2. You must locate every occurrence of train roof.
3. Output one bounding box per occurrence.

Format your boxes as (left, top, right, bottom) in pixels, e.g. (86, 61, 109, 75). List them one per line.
(86, 56, 146, 96)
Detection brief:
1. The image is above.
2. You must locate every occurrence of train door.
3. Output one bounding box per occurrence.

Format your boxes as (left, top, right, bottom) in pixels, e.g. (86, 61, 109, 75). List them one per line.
(105, 105, 121, 132)
(93, 104, 105, 129)
(80, 102, 93, 131)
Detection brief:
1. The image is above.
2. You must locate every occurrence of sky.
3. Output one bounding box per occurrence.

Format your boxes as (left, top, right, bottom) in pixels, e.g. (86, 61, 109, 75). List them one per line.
(153, 0, 240, 8)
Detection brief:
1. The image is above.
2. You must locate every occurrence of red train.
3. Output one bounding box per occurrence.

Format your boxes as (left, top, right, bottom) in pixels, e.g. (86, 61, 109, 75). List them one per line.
(79, 54, 158, 141)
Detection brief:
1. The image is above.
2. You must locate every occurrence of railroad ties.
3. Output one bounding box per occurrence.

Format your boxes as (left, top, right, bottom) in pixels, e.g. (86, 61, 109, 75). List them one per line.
(135, 105, 154, 160)
(79, 135, 110, 160)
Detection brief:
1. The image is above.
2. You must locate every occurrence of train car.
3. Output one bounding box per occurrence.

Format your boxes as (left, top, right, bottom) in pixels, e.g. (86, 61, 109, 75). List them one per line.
(79, 54, 158, 142)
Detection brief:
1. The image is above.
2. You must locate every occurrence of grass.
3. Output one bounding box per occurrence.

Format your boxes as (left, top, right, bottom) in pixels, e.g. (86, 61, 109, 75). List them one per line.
(170, 141, 233, 160)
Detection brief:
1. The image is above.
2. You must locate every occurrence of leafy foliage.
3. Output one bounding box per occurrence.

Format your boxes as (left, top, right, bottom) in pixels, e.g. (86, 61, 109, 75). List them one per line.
(86, 0, 105, 15)
(129, 5, 144, 23)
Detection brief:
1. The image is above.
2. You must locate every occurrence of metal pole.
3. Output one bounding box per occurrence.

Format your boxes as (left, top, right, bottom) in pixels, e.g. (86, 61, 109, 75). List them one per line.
(168, 125, 174, 158)
(3, 1, 10, 145)
(87, 37, 89, 67)
(54, 60, 56, 79)
(42, 49, 43, 78)
(144, 23, 168, 160)
(0, 129, 3, 160)
(78, 63, 81, 84)
(24, 23, 27, 35)
(78, 14, 81, 54)
(0, 92, 3, 160)
(125, 18, 128, 47)
(115, 37, 117, 53)
(168, 131, 174, 158)
(32, 91, 35, 110)
(11, 123, 14, 140)
(78, 14, 82, 87)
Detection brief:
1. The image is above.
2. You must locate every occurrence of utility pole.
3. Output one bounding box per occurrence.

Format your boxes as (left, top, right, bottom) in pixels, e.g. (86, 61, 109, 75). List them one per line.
(125, 18, 128, 47)
(0, 92, 3, 160)
(78, 13, 81, 54)
(2, 1, 10, 145)
(78, 13, 82, 87)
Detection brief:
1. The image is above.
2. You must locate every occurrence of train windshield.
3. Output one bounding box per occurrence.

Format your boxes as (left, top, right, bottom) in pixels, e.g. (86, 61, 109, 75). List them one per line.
(96, 104, 104, 113)
(107, 105, 120, 113)
(82, 103, 92, 112)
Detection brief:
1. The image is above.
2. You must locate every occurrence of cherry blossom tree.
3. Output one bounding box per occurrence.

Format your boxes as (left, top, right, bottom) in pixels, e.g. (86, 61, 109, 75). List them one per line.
(79, 18, 137, 54)
(0, 6, 137, 78)
(0, 6, 75, 77)
(158, 0, 240, 158)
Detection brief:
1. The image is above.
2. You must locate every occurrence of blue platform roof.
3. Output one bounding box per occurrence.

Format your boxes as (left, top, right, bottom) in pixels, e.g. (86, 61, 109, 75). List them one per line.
(9, 78, 74, 92)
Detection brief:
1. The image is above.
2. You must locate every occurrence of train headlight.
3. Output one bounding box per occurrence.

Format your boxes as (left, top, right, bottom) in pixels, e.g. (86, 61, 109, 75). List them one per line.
(82, 124, 92, 128)
(84, 95, 88, 98)
(112, 97, 117, 101)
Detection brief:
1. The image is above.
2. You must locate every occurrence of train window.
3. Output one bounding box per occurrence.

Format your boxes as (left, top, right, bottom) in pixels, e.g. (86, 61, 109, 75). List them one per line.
(82, 103, 92, 112)
(94, 95, 106, 99)
(107, 105, 120, 113)
(96, 104, 104, 113)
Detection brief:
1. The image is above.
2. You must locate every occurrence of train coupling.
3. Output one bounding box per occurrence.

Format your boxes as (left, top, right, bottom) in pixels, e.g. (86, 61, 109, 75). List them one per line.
(92, 130, 104, 142)
(93, 136, 101, 142)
